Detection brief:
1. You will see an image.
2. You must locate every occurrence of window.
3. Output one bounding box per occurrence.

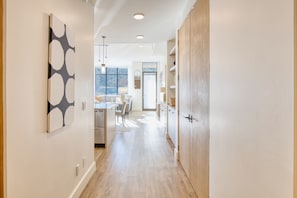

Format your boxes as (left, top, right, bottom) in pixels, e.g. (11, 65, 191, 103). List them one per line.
(95, 67, 128, 96)
(142, 62, 157, 72)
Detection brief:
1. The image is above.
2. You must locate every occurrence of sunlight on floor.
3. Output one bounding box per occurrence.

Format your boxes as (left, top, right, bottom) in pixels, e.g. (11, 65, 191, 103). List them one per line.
(83, 110, 197, 198)
(136, 115, 163, 127)
(116, 119, 140, 128)
(115, 111, 163, 131)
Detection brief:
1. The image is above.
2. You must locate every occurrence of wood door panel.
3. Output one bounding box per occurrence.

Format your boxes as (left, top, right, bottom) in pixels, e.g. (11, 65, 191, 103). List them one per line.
(0, 0, 4, 196)
(295, 0, 297, 196)
(190, 0, 210, 197)
(178, 15, 191, 177)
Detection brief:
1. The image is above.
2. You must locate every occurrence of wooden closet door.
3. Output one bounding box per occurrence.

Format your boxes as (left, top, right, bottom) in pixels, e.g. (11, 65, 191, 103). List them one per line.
(0, 0, 4, 196)
(190, 0, 210, 197)
(178, 15, 191, 177)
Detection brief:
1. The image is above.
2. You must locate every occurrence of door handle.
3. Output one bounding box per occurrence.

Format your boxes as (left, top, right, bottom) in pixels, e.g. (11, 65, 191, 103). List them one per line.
(191, 117, 199, 123)
(184, 114, 190, 119)
(184, 114, 193, 122)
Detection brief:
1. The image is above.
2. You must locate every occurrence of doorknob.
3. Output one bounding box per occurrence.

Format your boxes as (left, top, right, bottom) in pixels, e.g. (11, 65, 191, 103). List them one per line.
(184, 114, 190, 119)
(184, 114, 193, 122)
(190, 116, 199, 123)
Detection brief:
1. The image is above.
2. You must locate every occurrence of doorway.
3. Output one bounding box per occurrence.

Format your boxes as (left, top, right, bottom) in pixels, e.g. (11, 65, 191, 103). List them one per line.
(142, 72, 157, 111)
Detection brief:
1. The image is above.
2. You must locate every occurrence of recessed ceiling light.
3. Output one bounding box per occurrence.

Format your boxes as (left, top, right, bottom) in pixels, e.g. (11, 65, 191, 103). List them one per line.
(136, 35, 144, 39)
(133, 13, 144, 20)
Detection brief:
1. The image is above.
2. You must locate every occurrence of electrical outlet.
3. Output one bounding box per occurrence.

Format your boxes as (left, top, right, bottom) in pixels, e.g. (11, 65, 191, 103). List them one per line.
(75, 164, 80, 176)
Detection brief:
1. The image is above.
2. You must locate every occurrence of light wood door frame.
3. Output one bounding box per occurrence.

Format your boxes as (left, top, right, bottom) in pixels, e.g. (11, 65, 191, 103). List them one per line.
(293, 0, 297, 198)
(0, 0, 4, 197)
(178, 14, 191, 178)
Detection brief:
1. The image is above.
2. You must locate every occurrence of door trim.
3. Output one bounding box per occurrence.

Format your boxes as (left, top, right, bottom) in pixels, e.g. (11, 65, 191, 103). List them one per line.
(0, 0, 4, 197)
(293, 0, 297, 198)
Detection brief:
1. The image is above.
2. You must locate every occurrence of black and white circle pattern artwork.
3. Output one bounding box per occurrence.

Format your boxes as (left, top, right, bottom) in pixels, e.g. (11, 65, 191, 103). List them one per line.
(48, 14, 75, 133)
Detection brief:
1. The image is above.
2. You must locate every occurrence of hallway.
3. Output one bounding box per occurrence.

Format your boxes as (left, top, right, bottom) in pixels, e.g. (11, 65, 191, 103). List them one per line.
(80, 112, 197, 198)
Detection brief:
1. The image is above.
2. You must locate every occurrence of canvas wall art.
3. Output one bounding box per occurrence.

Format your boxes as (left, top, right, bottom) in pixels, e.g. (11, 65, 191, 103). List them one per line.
(48, 14, 75, 133)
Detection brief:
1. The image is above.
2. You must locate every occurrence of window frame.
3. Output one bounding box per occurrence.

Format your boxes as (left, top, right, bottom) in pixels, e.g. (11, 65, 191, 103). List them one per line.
(95, 67, 128, 96)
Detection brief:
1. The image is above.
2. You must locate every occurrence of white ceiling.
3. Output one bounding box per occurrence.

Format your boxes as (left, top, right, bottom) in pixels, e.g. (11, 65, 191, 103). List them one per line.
(94, 42, 167, 67)
(89, 0, 196, 67)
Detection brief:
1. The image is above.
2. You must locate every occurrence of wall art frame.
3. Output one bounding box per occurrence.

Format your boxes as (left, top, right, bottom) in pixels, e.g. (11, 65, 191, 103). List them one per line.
(47, 14, 75, 133)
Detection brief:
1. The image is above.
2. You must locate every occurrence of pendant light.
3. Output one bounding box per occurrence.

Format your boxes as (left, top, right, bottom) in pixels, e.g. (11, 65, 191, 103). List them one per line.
(98, 36, 108, 73)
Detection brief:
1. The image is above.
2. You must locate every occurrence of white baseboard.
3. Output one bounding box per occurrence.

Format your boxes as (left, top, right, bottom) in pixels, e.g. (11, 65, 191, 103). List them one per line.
(68, 161, 96, 198)
(174, 148, 179, 161)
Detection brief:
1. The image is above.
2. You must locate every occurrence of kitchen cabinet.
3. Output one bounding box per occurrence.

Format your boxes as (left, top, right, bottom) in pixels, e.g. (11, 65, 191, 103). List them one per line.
(179, 14, 191, 178)
(94, 103, 116, 147)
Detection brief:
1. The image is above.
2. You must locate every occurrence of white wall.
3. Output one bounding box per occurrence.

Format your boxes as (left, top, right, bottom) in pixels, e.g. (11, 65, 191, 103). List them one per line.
(5, 1, 95, 198)
(129, 59, 166, 111)
(210, 0, 294, 197)
(130, 62, 143, 111)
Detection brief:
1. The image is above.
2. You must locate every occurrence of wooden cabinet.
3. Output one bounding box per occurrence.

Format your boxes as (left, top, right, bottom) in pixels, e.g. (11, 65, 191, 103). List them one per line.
(178, 0, 210, 197)
(94, 109, 105, 145)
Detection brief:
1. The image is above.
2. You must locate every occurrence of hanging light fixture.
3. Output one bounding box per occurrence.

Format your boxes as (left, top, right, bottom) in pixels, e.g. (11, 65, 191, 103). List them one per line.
(97, 36, 108, 73)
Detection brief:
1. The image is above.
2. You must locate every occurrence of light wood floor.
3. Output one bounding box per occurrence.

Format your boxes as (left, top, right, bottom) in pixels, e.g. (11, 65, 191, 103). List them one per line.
(94, 148, 105, 161)
(81, 111, 197, 198)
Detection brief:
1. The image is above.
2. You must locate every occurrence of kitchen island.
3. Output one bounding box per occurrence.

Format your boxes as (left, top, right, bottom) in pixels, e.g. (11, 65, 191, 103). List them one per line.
(94, 102, 116, 147)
